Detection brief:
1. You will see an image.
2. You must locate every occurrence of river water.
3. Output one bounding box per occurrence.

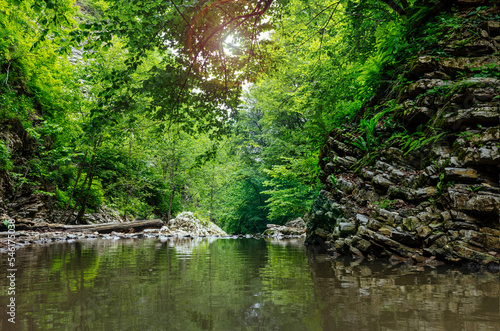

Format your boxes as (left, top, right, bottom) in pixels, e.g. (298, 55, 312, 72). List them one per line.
(0, 238, 499, 330)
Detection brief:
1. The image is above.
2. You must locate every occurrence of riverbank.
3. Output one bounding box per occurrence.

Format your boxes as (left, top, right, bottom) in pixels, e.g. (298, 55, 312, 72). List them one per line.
(0, 228, 307, 253)
(0, 228, 225, 253)
(0, 212, 307, 253)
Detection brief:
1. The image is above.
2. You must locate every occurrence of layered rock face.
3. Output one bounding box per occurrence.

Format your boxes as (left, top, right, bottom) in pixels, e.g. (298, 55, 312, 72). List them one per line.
(306, 1, 500, 269)
(263, 217, 307, 238)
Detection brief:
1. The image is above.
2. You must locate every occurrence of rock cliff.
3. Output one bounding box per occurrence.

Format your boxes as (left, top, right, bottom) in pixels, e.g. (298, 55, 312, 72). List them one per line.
(306, 0, 500, 270)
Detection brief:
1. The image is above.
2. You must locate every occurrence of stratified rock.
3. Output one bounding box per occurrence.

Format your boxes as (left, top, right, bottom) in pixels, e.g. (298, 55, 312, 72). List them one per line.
(305, 1, 500, 269)
(445, 167, 481, 183)
(285, 217, 306, 228)
(404, 79, 449, 99)
(339, 222, 357, 236)
(445, 107, 500, 129)
(263, 217, 306, 238)
(358, 226, 417, 257)
(461, 144, 500, 166)
(372, 175, 394, 192)
(450, 241, 498, 265)
(447, 188, 500, 216)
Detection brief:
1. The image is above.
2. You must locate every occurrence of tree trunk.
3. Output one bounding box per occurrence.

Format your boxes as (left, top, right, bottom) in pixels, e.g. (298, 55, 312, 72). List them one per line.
(167, 133, 176, 222)
(65, 169, 90, 224)
(62, 219, 164, 233)
(60, 150, 88, 223)
(167, 186, 175, 222)
(379, 0, 406, 15)
(124, 132, 133, 221)
(67, 136, 102, 224)
(75, 158, 95, 224)
(210, 163, 215, 222)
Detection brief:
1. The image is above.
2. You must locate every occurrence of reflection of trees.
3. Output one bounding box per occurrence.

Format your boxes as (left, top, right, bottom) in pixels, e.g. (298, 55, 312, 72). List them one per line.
(259, 243, 323, 330)
(0, 239, 323, 330)
(3, 239, 496, 331)
(260, 243, 315, 307)
(306, 253, 500, 330)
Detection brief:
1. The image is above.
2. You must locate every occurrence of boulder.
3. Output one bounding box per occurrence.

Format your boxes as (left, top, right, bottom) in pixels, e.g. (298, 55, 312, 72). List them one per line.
(159, 212, 227, 237)
(285, 217, 306, 229)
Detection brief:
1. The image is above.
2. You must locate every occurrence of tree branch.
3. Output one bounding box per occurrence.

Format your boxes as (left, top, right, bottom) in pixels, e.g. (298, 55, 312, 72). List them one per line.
(318, 1, 341, 62)
(188, 0, 274, 67)
(400, 0, 409, 11)
(171, 0, 192, 28)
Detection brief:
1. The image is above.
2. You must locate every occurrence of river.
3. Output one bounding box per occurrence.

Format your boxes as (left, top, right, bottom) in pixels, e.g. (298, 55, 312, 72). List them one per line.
(1, 238, 499, 330)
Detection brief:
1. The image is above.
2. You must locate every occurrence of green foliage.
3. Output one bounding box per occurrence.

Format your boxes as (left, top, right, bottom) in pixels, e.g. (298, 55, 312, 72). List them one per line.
(358, 19, 408, 95)
(217, 175, 269, 234)
(55, 187, 69, 209)
(329, 174, 337, 188)
(262, 157, 318, 222)
(467, 185, 482, 193)
(352, 104, 399, 152)
(353, 115, 381, 151)
(0, 139, 13, 172)
(472, 63, 500, 78)
(0, 0, 452, 231)
(0, 91, 37, 127)
(390, 127, 446, 156)
(436, 173, 446, 195)
(10, 172, 37, 192)
(58, 174, 105, 212)
(373, 198, 397, 210)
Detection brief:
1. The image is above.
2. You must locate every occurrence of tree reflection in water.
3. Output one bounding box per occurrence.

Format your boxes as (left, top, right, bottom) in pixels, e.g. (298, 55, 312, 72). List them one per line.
(307, 251, 500, 331)
(0, 238, 498, 331)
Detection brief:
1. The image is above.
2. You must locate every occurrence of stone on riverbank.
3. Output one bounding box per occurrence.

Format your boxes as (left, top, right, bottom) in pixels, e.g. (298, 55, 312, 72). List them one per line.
(0, 212, 227, 252)
(262, 217, 306, 238)
(159, 212, 227, 237)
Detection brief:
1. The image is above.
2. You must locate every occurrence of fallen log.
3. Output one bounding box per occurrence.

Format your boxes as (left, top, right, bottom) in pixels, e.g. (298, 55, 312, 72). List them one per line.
(0, 219, 164, 234)
(0, 219, 48, 231)
(52, 219, 164, 233)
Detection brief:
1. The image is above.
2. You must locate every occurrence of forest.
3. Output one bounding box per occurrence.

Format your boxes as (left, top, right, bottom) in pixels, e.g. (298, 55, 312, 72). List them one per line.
(0, 0, 490, 233)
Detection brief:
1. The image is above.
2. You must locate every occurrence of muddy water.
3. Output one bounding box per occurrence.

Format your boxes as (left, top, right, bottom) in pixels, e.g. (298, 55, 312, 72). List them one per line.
(0, 238, 498, 330)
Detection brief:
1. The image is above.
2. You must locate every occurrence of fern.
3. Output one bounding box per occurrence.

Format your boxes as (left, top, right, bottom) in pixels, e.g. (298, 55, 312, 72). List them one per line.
(390, 128, 446, 156)
(352, 136, 369, 152)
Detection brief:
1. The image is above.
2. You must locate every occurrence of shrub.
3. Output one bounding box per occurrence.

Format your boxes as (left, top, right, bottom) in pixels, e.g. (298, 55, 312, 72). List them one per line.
(56, 174, 105, 212)
(0, 139, 13, 172)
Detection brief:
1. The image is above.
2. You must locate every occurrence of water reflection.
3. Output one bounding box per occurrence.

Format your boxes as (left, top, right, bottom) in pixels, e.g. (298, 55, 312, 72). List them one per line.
(0, 238, 498, 330)
(307, 253, 500, 331)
